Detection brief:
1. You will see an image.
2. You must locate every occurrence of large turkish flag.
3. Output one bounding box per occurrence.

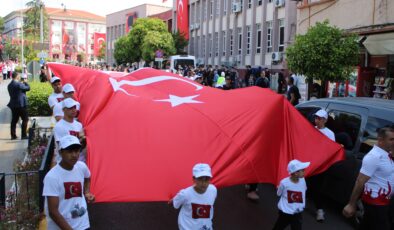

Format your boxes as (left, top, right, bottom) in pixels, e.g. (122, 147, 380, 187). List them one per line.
(48, 63, 344, 202)
(177, 0, 189, 39)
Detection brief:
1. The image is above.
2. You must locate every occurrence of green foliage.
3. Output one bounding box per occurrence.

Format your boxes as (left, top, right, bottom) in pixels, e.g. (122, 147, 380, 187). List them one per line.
(98, 42, 106, 60)
(0, 16, 4, 34)
(114, 18, 176, 64)
(24, 0, 49, 41)
(27, 81, 52, 116)
(286, 21, 359, 82)
(172, 31, 188, 55)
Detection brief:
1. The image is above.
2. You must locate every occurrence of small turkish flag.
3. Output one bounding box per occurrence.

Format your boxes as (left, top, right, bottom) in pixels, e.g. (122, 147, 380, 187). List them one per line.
(69, 130, 80, 138)
(191, 203, 211, 219)
(287, 190, 303, 203)
(56, 98, 64, 103)
(64, 182, 82, 199)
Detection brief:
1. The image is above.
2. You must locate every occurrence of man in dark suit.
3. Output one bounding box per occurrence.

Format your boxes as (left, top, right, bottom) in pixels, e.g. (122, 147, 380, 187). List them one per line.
(7, 72, 30, 140)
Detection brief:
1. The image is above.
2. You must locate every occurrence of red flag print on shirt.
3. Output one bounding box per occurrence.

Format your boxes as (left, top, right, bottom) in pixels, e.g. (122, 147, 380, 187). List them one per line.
(57, 98, 64, 102)
(64, 182, 82, 199)
(287, 190, 303, 203)
(192, 203, 211, 219)
(47, 63, 344, 203)
(69, 130, 80, 138)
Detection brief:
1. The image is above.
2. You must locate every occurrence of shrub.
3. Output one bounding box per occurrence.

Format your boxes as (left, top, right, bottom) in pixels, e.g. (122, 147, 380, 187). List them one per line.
(27, 81, 52, 116)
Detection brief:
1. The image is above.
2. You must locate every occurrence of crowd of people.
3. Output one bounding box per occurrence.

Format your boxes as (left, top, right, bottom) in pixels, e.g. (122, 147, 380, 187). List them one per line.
(5, 61, 394, 230)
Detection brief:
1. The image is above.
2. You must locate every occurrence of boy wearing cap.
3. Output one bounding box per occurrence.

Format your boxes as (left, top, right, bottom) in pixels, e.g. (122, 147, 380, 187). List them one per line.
(311, 109, 335, 222)
(53, 83, 79, 122)
(43, 135, 94, 230)
(53, 98, 83, 163)
(170, 163, 217, 230)
(273, 159, 310, 230)
(48, 76, 64, 109)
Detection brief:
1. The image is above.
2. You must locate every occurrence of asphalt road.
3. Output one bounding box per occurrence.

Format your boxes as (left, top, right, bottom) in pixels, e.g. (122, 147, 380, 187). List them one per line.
(89, 184, 354, 230)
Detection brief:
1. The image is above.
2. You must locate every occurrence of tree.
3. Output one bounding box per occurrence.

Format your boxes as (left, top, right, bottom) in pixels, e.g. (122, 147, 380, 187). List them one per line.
(113, 36, 132, 65)
(98, 42, 106, 60)
(0, 17, 4, 34)
(24, 0, 49, 41)
(286, 20, 359, 91)
(114, 18, 177, 65)
(172, 31, 188, 55)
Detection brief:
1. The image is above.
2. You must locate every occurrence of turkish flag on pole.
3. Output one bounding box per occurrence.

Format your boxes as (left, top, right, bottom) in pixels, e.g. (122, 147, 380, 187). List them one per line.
(177, 0, 189, 39)
(93, 33, 106, 57)
(47, 63, 344, 203)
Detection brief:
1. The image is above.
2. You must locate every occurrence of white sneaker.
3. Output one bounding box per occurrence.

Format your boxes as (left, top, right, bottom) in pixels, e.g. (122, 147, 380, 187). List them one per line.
(316, 209, 325, 222)
(247, 191, 260, 200)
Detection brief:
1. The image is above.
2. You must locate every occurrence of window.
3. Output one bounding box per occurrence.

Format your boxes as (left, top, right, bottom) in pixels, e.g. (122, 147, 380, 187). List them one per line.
(204, 0, 207, 20)
(256, 24, 261, 54)
(268, 0, 272, 2)
(222, 31, 226, 56)
(246, 26, 251, 55)
(248, 0, 252, 8)
(238, 27, 242, 55)
(230, 29, 234, 56)
(196, 36, 200, 57)
(278, 19, 285, 52)
(210, 0, 213, 19)
(266, 21, 272, 53)
(215, 32, 219, 56)
(360, 117, 394, 155)
(196, 2, 201, 22)
(202, 35, 206, 57)
(257, 0, 262, 6)
(297, 107, 321, 124)
(326, 110, 362, 151)
(209, 34, 212, 57)
(216, 0, 220, 16)
(223, 0, 227, 15)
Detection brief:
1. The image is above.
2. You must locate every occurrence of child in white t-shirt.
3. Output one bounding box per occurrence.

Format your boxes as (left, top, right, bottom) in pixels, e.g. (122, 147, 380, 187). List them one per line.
(273, 159, 310, 230)
(170, 163, 217, 230)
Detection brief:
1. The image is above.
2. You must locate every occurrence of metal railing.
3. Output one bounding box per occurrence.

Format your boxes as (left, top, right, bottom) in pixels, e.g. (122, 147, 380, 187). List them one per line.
(0, 120, 54, 215)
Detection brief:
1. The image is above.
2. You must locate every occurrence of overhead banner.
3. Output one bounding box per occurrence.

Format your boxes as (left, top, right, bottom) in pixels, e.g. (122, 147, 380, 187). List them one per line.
(47, 63, 344, 203)
(93, 33, 106, 57)
(177, 0, 189, 39)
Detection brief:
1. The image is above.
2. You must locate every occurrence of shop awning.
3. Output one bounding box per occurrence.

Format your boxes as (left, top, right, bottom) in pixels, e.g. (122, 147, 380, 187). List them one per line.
(363, 32, 394, 55)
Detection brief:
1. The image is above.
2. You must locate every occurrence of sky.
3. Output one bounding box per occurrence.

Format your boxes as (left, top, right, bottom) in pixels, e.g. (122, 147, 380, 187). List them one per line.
(1, 0, 173, 17)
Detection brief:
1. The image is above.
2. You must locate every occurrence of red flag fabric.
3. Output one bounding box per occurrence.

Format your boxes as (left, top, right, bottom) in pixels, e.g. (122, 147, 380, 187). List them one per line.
(47, 63, 344, 203)
(177, 0, 189, 39)
(93, 33, 106, 57)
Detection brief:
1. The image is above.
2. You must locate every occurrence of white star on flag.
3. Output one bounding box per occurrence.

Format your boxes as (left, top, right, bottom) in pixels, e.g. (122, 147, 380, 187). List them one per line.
(155, 95, 203, 107)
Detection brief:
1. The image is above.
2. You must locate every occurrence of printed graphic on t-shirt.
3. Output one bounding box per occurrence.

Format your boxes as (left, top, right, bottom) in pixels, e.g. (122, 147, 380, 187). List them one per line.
(191, 203, 211, 219)
(287, 190, 303, 203)
(57, 98, 64, 102)
(362, 182, 391, 205)
(70, 203, 87, 218)
(64, 182, 82, 199)
(69, 130, 80, 138)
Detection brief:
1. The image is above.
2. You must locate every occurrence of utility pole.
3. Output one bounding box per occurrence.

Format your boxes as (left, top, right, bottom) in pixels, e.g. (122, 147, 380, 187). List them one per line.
(20, 0, 24, 67)
(40, 0, 43, 44)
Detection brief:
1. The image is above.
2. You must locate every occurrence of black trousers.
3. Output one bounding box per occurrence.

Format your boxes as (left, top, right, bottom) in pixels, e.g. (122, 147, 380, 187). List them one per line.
(307, 173, 326, 210)
(10, 107, 29, 138)
(360, 203, 390, 230)
(248, 183, 258, 192)
(272, 210, 303, 230)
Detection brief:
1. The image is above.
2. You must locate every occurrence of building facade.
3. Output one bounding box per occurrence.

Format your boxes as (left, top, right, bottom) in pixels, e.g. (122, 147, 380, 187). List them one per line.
(173, 0, 298, 69)
(296, 0, 394, 99)
(2, 7, 105, 63)
(106, 4, 171, 65)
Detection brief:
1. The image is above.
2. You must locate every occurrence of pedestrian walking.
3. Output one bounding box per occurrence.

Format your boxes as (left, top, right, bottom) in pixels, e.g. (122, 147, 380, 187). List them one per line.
(7, 71, 30, 140)
(43, 135, 95, 230)
(343, 126, 394, 230)
(170, 163, 217, 230)
(48, 76, 64, 110)
(286, 77, 301, 106)
(272, 159, 310, 230)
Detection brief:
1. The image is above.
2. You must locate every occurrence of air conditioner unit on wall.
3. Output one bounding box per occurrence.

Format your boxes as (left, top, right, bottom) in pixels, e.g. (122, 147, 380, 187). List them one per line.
(190, 24, 195, 30)
(272, 52, 283, 62)
(194, 23, 200, 29)
(274, 0, 285, 8)
(232, 2, 242, 13)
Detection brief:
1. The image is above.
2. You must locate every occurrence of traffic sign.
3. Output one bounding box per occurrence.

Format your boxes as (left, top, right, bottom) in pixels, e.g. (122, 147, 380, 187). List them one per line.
(37, 51, 48, 59)
(155, 58, 164, 62)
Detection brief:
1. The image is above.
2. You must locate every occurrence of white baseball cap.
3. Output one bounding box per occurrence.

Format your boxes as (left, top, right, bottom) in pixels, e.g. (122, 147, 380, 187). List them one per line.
(62, 83, 75, 93)
(288, 159, 310, 174)
(62, 98, 80, 109)
(314, 109, 328, 120)
(59, 135, 81, 150)
(50, 76, 61, 83)
(193, 163, 212, 178)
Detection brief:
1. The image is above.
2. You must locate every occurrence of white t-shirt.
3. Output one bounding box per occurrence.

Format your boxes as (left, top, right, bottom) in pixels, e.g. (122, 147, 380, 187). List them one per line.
(173, 184, 217, 230)
(48, 93, 64, 109)
(316, 126, 335, 142)
(277, 177, 307, 214)
(53, 119, 83, 162)
(43, 161, 91, 230)
(360, 145, 394, 205)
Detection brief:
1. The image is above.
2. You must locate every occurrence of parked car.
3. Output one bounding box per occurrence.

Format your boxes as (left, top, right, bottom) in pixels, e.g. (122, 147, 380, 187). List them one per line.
(296, 97, 394, 207)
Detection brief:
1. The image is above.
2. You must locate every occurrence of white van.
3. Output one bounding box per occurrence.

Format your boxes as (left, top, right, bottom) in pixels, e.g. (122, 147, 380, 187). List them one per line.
(168, 55, 195, 73)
